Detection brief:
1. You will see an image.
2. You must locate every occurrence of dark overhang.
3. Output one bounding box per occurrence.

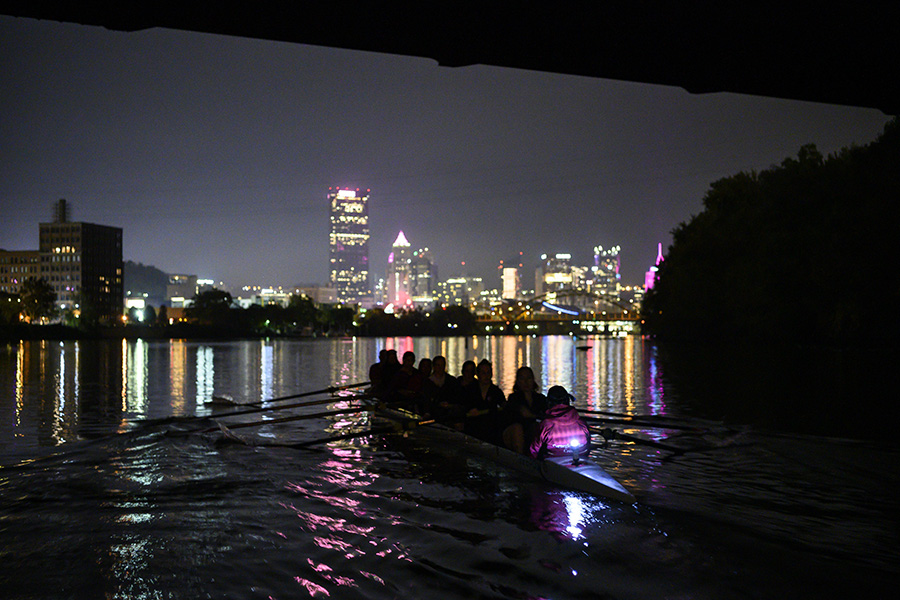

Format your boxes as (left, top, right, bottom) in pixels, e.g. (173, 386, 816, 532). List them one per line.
(3, 2, 896, 114)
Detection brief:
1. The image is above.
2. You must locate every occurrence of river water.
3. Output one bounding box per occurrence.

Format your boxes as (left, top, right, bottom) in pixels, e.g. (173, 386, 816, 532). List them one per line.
(1, 336, 897, 599)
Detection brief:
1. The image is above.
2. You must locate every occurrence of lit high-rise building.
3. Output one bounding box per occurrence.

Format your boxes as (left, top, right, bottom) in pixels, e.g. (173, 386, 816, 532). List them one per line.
(500, 251, 524, 300)
(328, 188, 370, 303)
(592, 245, 621, 297)
(437, 275, 484, 307)
(502, 267, 519, 299)
(645, 243, 664, 290)
(386, 230, 412, 307)
(409, 247, 436, 305)
(535, 253, 573, 296)
(39, 199, 123, 324)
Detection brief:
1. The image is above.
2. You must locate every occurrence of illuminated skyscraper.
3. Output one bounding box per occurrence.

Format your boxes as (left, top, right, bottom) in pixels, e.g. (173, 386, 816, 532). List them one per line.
(535, 253, 573, 296)
(645, 243, 664, 290)
(328, 188, 370, 303)
(386, 230, 412, 307)
(409, 247, 436, 304)
(592, 245, 621, 297)
(437, 275, 484, 307)
(500, 251, 524, 300)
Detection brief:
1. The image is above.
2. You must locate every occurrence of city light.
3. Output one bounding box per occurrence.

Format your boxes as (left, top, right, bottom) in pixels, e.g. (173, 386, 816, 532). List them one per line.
(541, 301, 580, 316)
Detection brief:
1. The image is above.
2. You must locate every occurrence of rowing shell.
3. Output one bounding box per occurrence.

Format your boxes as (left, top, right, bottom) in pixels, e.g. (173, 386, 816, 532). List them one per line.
(376, 406, 636, 504)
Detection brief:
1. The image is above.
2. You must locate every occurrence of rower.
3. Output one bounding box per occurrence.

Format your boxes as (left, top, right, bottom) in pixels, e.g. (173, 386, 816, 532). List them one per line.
(462, 359, 505, 443)
(388, 351, 425, 410)
(528, 385, 591, 460)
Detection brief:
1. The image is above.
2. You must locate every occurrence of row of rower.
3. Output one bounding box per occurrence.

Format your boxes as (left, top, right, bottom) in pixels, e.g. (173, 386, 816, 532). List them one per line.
(368, 350, 591, 459)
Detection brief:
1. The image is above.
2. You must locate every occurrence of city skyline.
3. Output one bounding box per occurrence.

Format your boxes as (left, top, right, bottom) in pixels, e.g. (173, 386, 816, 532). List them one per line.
(1, 16, 892, 289)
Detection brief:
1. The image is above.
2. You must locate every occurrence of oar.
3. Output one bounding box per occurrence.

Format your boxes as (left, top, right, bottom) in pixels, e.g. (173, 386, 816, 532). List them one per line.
(577, 407, 690, 422)
(142, 383, 372, 429)
(204, 393, 372, 420)
(578, 408, 726, 429)
(212, 381, 371, 409)
(289, 417, 435, 449)
(581, 415, 706, 432)
(210, 406, 370, 431)
(592, 427, 685, 455)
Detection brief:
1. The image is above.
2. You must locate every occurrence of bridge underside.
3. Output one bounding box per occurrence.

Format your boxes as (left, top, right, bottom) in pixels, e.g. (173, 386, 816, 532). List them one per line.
(4, 3, 895, 115)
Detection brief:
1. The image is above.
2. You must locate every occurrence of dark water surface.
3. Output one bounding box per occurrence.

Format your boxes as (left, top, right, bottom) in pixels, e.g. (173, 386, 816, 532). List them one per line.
(1, 336, 897, 599)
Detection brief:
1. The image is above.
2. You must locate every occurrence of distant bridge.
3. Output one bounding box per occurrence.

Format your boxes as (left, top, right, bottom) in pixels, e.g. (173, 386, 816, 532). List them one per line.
(504, 289, 634, 320)
(475, 288, 640, 336)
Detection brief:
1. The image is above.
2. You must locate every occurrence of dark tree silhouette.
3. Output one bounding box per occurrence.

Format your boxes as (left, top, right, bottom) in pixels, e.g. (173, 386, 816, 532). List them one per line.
(186, 289, 235, 327)
(0, 291, 20, 325)
(643, 119, 900, 345)
(20, 277, 57, 323)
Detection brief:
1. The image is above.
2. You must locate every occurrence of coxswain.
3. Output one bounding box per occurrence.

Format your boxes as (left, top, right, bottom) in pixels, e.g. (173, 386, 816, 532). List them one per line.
(529, 385, 590, 460)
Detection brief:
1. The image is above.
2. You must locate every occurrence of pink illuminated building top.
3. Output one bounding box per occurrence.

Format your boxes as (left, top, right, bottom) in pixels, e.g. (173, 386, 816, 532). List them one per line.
(644, 243, 664, 290)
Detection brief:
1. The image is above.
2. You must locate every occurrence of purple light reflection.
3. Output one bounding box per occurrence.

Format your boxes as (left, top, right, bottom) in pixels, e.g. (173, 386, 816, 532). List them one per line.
(307, 558, 359, 588)
(294, 577, 330, 597)
(527, 488, 601, 542)
(645, 342, 667, 416)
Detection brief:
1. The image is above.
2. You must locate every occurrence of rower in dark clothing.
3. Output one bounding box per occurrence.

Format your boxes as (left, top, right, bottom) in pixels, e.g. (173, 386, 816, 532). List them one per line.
(422, 355, 463, 425)
(462, 359, 505, 443)
(388, 350, 425, 410)
(458, 360, 476, 389)
(500, 366, 548, 454)
(376, 349, 401, 400)
(368, 349, 388, 398)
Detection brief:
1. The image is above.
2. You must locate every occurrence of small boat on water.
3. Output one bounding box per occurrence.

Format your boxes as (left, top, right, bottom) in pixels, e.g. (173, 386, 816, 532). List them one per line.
(374, 405, 636, 504)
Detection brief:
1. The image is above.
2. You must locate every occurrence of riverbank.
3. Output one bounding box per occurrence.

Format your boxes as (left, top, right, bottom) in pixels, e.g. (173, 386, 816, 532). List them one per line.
(0, 324, 320, 341)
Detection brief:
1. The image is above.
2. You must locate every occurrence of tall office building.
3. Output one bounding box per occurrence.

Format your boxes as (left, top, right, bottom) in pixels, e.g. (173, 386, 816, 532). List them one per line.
(328, 188, 370, 303)
(39, 199, 123, 323)
(535, 253, 573, 296)
(437, 275, 484, 307)
(501, 267, 519, 300)
(645, 243, 664, 290)
(386, 230, 412, 306)
(409, 247, 436, 304)
(592, 245, 621, 297)
(500, 251, 524, 300)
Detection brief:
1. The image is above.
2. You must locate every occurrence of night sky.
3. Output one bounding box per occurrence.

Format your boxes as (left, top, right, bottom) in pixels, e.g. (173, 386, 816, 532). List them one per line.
(1, 16, 891, 290)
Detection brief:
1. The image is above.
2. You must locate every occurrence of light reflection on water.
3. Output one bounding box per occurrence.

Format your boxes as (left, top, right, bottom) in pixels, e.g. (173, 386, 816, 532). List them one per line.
(0, 335, 896, 599)
(195, 344, 213, 409)
(366, 335, 660, 416)
(126, 339, 148, 415)
(169, 340, 187, 414)
(1, 336, 665, 453)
